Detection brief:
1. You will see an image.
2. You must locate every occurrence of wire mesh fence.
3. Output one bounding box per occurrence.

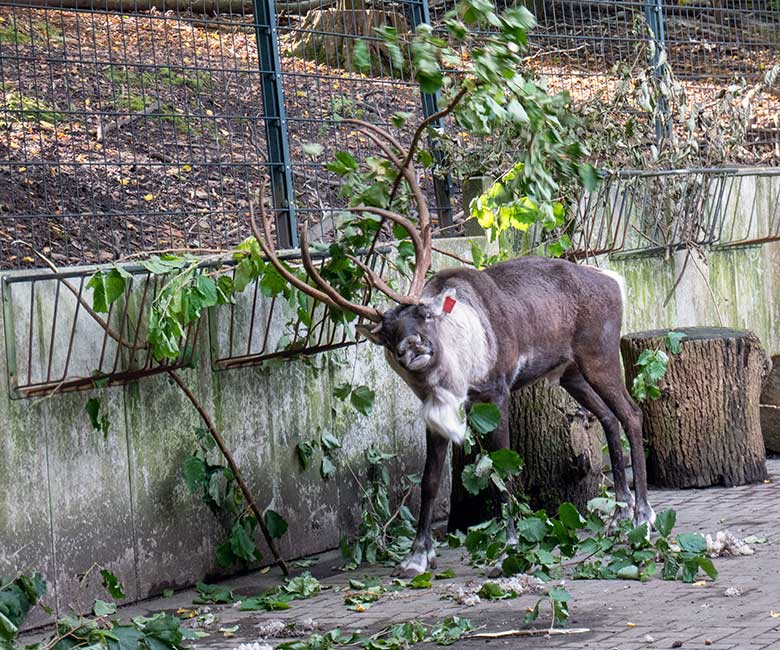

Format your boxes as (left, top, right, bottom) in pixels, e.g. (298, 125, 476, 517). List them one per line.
(0, 0, 778, 271)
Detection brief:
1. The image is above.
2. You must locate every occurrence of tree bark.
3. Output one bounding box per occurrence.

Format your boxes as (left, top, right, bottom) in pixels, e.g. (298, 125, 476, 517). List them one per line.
(508, 383, 604, 513)
(621, 327, 769, 489)
(448, 383, 603, 532)
(760, 354, 780, 454)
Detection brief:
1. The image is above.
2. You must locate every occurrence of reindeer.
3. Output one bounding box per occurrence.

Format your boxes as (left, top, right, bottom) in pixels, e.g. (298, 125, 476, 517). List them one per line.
(248, 119, 655, 579)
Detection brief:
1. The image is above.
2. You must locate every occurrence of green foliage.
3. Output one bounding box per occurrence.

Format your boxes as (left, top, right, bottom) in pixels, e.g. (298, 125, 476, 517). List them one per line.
(630, 331, 686, 402)
(277, 617, 472, 650)
(195, 573, 322, 612)
(2, 571, 200, 650)
(86, 398, 110, 437)
(334, 383, 376, 417)
(183, 428, 288, 568)
(341, 448, 418, 568)
(0, 574, 46, 648)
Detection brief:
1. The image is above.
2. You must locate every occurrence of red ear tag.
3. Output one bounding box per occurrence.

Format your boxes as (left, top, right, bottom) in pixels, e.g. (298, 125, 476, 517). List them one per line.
(443, 296, 456, 314)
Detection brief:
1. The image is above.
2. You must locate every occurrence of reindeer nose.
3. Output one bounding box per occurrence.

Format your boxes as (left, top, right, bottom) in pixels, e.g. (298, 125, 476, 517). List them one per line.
(397, 334, 422, 356)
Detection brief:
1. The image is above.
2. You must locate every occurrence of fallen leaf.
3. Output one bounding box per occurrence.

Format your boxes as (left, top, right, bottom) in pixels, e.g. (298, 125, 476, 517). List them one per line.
(626, 622, 637, 627)
(693, 581, 707, 587)
(143, 193, 155, 201)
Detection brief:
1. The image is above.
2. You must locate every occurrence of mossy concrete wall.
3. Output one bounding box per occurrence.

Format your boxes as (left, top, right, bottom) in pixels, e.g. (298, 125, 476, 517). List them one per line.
(0, 244, 465, 623)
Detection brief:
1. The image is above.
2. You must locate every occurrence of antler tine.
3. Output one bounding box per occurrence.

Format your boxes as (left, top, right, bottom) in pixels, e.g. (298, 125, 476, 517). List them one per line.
(344, 204, 429, 299)
(346, 253, 416, 305)
(341, 118, 405, 155)
(299, 222, 384, 322)
(248, 181, 382, 322)
(341, 126, 431, 301)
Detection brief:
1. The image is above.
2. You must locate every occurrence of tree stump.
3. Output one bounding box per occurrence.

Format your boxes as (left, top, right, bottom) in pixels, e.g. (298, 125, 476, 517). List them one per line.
(448, 383, 603, 532)
(621, 327, 769, 488)
(760, 355, 780, 454)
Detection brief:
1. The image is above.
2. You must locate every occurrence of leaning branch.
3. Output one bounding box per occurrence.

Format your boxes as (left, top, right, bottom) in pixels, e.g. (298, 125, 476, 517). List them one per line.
(168, 370, 289, 576)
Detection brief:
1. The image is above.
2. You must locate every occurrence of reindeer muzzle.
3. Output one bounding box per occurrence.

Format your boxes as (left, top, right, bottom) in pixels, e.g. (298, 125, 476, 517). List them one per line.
(397, 335, 433, 371)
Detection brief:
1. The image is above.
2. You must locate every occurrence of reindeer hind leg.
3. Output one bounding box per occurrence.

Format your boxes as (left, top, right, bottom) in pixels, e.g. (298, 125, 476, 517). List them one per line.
(560, 366, 635, 522)
(577, 355, 655, 529)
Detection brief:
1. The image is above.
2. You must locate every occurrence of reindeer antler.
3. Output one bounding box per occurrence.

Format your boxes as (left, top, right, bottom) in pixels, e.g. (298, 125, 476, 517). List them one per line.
(248, 114, 440, 322)
(248, 178, 383, 323)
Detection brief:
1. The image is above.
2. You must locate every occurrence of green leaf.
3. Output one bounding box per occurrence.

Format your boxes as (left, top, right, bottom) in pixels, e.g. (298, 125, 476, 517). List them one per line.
(182, 456, 207, 493)
(85, 398, 109, 437)
(321, 432, 341, 451)
(617, 565, 640, 580)
(578, 164, 600, 191)
(435, 568, 456, 579)
(283, 573, 321, 598)
(557, 502, 585, 529)
(676, 532, 707, 554)
(296, 441, 316, 470)
(478, 582, 513, 600)
(86, 272, 107, 313)
(408, 572, 432, 589)
(93, 599, 117, 617)
(350, 385, 375, 416)
(516, 517, 548, 543)
(264, 509, 288, 540)
(326, 151, 358, 175)
(665, 331, 686, 354)
(100, 569, 126, 600)
(628, 524, 649, 548)
(353, 39, 371, 72)
(654, 509, 676, 538)
(489, 448, 523, 478)
(391, 111, 415, 128)
(194, 583, 235, 604)
(467, 402, 501, 435)
(696, 557, 718, 580)
(106, 625, 145, 650)
(547, 586, 571, 602)
(229, 522, 258, 563)
(321, 456, 336, 479)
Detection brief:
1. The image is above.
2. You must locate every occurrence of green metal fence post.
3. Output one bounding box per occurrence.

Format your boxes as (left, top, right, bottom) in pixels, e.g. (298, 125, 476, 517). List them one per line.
(408, 0, 454, 230)
(253, 0, 298, 249)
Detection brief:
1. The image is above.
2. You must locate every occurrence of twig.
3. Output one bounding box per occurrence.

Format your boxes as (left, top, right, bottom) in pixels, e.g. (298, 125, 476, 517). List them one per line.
(167, 370, 289, 576)
(431, 245, 474, 267)
(468, 628, 590, 639)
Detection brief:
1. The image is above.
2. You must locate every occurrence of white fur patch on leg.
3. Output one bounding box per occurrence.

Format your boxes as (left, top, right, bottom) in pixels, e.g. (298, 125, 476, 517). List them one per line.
(421, 388, 466, 444)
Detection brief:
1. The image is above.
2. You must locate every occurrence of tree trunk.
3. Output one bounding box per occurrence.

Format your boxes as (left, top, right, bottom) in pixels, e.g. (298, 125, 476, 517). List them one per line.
(508, 383, 604, 513)
(448, 383, 604, 532)
(621, 327, 769, 489)
(281, 0, 409, 74)
(760, 354, 780, 454)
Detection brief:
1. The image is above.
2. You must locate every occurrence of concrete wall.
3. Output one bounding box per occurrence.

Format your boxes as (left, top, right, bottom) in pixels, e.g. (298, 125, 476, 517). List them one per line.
(1, 171, 779, 621)
(0, 245, 466, 623)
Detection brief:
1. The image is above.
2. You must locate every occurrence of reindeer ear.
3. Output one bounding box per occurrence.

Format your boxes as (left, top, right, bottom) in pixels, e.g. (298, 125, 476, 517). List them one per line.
(357, 323, 384, 345)
(427, 287, 457, 317)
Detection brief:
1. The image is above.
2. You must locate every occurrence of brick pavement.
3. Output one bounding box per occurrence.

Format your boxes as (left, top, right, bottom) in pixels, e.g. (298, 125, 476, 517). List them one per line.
(35, 459, 780, 650)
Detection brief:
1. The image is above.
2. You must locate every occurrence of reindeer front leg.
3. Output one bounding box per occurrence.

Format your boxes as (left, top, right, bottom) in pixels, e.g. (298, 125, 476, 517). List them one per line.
(396, 428, 449, 578)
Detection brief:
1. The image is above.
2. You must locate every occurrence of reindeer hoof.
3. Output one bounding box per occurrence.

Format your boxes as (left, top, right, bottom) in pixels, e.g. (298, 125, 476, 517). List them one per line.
(395, 549, 436, 578)
(634, 504, 657, 530)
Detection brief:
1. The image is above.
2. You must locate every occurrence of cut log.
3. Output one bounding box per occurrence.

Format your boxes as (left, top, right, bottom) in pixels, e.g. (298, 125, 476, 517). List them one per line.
(760, 354, 780, 454)
(508, 383, 604, 513)
(448, 382, 603, 532)
(621, 327, 769, 489)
